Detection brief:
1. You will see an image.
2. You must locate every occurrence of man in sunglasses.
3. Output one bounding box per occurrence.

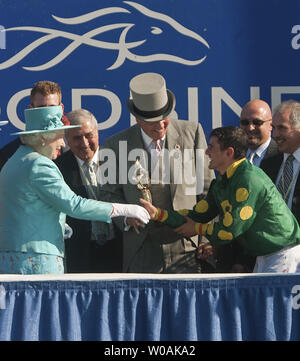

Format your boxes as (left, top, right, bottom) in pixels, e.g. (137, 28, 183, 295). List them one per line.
(240, 99, 278, 167)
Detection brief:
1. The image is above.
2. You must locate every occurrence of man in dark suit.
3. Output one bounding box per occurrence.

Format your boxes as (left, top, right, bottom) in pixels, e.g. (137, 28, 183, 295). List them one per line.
(260, 100, 300, 224)
(55, 109, 122, 273)
(240, 99, 279, 165)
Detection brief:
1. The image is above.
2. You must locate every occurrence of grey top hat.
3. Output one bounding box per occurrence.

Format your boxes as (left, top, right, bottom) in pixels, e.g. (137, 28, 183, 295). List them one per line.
(127, 73, 176, 122)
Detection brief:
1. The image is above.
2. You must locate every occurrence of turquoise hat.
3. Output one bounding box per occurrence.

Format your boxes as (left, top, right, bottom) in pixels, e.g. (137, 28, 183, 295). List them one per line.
(11, 106, 80, 135)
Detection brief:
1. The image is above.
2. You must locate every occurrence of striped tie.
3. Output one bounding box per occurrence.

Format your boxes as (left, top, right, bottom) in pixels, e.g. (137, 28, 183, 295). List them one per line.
(277, 154, 294, 199)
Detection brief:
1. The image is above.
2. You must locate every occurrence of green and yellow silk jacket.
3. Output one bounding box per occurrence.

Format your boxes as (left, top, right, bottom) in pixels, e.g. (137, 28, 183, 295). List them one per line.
(154, 158, 300, 256)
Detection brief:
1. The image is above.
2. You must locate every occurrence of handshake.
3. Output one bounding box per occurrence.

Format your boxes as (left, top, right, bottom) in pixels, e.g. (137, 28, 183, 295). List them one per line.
(111, 202, 150, 226)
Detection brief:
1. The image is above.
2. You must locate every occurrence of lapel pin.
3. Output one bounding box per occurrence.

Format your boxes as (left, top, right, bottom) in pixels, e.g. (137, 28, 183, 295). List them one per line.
(173, 144, 181, 159)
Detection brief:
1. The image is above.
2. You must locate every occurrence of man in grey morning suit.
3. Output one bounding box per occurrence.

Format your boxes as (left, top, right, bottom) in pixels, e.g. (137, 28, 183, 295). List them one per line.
(101, 73, 215, 273)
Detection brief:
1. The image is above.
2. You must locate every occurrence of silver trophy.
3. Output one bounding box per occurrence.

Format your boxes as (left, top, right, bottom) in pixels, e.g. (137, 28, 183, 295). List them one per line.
(133, 158, 152, 204)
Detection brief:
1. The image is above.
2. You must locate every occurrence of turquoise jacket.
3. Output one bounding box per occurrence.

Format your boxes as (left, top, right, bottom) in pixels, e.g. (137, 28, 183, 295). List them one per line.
(0, 146, 113, 257)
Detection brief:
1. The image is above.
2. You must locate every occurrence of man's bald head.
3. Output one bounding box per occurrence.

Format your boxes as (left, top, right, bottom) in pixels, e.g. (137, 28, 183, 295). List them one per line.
(240, 99, 272, 150)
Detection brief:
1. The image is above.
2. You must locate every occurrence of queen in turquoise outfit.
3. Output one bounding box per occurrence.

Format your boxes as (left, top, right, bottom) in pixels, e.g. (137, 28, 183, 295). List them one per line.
(0, 106, 150, 274)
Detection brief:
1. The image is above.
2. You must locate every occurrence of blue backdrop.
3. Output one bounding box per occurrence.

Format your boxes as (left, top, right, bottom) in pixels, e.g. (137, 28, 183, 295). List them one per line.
(0, 0, 300, 147)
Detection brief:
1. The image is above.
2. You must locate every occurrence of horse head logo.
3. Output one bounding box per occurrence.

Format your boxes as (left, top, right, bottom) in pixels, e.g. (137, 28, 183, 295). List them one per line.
(0, 1, 209, 71)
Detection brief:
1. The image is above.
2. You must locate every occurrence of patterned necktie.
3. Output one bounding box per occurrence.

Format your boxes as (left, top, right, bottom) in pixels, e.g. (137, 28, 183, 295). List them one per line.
(153, 139, 161, 152)
(82, 161, 115, 244)
(150, 139, 162, 164)
(83, 162, 98, 198)
(277, 154, 294, 199)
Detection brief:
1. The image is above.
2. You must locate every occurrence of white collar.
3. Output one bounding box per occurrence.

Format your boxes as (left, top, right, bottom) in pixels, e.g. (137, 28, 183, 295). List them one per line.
(75, 147, 99, 167)
(140, 128, 165, 150)
(283, 147, 300, 163)
(247, 138, 271, 158)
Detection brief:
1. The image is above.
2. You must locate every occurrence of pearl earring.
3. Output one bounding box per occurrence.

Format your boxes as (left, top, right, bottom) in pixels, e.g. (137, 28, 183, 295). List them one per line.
(41, 142, 45, 147)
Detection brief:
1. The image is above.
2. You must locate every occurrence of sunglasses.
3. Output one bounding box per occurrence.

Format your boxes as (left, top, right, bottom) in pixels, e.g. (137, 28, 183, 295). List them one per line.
(240, 118, 271, 127)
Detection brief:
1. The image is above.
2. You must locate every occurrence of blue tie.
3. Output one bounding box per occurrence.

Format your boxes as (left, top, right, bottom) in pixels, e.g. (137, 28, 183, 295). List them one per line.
(248, 151, 257, 165)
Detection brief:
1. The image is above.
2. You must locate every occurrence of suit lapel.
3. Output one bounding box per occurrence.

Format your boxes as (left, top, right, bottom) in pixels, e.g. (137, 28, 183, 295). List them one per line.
(62, 151, 88, 198)
(124, 125, 149, 202)
(126, 124, 148, 173)
(165, 121, 182, 200)
(261, 152, 283, 183)
(263, 139, 279, 161)
(127, 124, 145, 154)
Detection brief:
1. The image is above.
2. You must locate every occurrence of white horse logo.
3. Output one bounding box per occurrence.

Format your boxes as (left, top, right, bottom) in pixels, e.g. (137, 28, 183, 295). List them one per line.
(0, 1, 209, 71)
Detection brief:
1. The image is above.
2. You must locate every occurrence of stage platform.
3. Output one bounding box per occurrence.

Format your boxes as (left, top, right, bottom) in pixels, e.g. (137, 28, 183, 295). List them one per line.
(0, 273, 299, 341)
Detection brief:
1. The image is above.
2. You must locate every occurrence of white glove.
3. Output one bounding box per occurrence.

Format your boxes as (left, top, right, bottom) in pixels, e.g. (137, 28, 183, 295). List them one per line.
(64, 223, 73, 239)
(111, 203, 150, 224)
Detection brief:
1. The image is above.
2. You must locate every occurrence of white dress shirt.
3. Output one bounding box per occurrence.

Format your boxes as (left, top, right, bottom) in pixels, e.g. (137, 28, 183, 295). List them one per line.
(75, 148, 102, 186)
(124, 130, 165, 231)
(75, 148, 115, 243)
(246, 138, 271, 167)
(140, 129, 165, 153)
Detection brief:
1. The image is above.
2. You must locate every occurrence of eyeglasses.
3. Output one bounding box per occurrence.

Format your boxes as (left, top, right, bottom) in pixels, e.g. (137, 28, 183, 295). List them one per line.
(240, 118, 272, 127)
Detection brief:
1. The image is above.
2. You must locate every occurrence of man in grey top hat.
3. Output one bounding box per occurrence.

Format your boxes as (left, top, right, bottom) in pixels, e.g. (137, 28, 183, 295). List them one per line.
(101, 72, 215, 273)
